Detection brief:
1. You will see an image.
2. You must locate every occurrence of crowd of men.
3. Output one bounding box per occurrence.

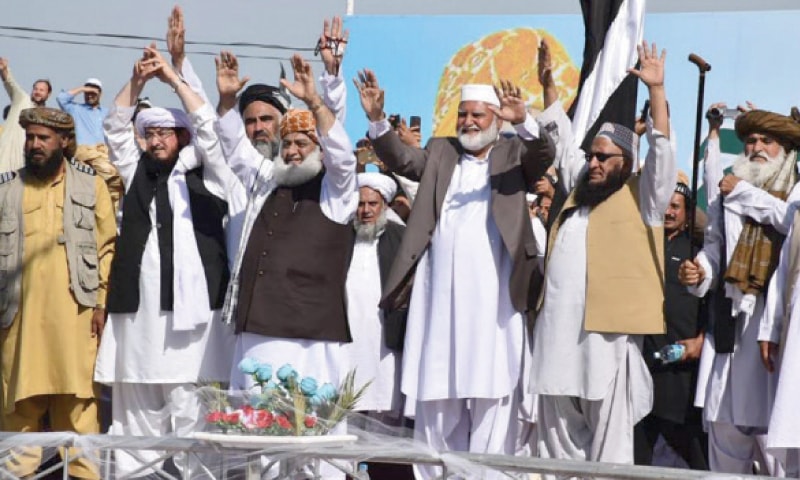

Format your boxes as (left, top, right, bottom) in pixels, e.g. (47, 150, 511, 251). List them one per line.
(3, 6, 800, 480)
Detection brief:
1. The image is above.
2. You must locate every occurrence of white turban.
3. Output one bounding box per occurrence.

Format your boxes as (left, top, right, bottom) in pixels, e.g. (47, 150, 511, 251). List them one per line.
(357, 172, 397, 203)
(134, 107, 192, 139)
(460, 84, 500, 108)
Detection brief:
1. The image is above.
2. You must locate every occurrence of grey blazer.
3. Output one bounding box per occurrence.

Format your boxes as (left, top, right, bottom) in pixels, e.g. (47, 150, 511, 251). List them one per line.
(373, 130, 555, 315)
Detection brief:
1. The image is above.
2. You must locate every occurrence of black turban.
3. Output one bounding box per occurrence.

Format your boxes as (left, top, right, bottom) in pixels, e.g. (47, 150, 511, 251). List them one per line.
(238, 84, 290, 115)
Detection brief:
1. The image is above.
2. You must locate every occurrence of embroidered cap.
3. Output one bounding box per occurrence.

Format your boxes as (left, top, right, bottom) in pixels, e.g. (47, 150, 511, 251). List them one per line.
(19, 107, 75, 131)
(279, 109, 318, 144)
(595, 122, 638, 166)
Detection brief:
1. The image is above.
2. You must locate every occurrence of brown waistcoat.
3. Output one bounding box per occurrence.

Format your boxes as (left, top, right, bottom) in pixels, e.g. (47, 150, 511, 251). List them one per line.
(542, 176, 666, 334)
(235, 173, 354, 342)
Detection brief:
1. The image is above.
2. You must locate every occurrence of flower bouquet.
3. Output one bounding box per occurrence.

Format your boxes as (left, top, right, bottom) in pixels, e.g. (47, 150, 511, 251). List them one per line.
(201, 359, 369, 437)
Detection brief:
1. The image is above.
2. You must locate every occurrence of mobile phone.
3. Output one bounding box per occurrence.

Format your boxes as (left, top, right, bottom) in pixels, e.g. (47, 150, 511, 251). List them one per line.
(640, 100, 650, 121)
(389, 114, 400, 129)
(410, 116, 421, 129)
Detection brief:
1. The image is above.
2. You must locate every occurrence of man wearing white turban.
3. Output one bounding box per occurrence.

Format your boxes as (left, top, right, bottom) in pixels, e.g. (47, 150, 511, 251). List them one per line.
(355, 69, 554, 479)
(94, 45, 242, 477)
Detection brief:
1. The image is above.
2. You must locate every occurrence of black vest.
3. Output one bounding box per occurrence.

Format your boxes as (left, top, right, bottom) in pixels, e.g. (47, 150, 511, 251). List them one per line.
(235, 173, 355, 342)
(376, 221, 407, 351)
(107, 156, 229, 313)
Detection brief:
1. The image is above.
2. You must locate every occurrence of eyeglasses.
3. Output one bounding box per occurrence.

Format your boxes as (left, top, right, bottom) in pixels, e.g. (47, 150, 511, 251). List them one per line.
(144, 129, 176, 142)
(584, 152, 625, 163)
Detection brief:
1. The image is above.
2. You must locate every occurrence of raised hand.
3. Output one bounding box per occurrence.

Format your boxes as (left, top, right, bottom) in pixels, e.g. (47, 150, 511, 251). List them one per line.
(280, 54, 319, 106)
(628, 41, 666, 89)
(144, 44, 180, 87)
(489, 79, 527, 125)
(353, 69, 385, 122)
(166, 5, 186, 71)
(319, 16, 349, 76)
(132, 52, 160, 85)
(215, 51, 250, 99)
(396, 118, 421, 148)
(0, 57, 8, 81)
(537, 40, 553, 87)
(538, 40, 557, 108)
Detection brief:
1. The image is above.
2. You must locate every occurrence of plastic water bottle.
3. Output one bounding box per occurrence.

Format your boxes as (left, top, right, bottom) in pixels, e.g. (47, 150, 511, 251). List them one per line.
(356, 463, 371, 480)
(653, 344, 685, 364)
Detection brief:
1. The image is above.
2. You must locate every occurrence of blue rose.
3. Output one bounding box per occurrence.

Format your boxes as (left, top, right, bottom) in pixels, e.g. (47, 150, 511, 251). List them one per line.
(317, 383, 337, 401)
(264, 380, 279, 392)
(238, 358, 259, 375)
(299, 377, 318, 396)
(276, 364, 298, 384)
(309, 393, 325, 407)
(254, 364, 273, 383)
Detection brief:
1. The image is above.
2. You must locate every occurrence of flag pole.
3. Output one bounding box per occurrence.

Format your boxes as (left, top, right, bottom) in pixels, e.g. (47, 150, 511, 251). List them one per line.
(688, 53, 711, 256)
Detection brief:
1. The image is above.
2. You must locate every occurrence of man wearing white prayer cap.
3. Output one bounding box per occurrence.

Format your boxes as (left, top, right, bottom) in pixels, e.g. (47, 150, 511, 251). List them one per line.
(354, 69, 554, 478)
(94, 46, 242, 478)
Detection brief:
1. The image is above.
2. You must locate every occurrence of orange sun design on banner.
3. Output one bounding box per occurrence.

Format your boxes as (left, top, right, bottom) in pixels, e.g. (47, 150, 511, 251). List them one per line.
(433, 28, 579, 137)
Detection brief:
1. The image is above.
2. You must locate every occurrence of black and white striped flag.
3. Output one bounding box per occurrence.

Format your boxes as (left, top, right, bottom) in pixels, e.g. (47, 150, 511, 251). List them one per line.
(567, 0, 646, 152)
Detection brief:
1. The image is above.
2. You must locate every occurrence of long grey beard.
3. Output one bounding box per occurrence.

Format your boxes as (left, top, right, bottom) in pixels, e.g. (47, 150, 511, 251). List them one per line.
(253, 140, 278, 160)
(272, 147, 323, 187)
(354, 209, 388, 242)
(731, 148, 788, 189)
(457, 121, 499, 153)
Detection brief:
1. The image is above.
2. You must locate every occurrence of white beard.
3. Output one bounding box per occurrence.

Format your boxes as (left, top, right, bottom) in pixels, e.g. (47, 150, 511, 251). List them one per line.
(731, 148, 787, 188)
(457, 121, 499, 153)
(354, 208, 387, 242)
(272, 147, 323, 187)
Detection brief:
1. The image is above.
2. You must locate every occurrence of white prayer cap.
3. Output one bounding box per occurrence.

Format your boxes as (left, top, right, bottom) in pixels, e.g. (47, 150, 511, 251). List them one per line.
(135, 107, 192, 139)
(525, 193, 538, 205)
(84, 78, 103, 91)
(357, 172, 397, 203)
(460, 84, 500, 108)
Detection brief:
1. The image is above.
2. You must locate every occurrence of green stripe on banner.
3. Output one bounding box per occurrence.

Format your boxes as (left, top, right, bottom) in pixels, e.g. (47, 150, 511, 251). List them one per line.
(696, 127, 742, 210)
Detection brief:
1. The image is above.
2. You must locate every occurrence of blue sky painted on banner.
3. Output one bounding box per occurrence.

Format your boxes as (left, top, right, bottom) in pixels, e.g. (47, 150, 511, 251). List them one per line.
(343, 10, 797, 175)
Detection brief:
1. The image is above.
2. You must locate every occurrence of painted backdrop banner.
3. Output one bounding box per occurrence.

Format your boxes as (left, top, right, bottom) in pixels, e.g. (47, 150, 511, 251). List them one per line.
(342, 10, 797, 182)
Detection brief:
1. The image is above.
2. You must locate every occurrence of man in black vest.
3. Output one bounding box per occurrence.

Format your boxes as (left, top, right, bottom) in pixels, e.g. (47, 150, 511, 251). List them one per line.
(95, 45, 241, 477)
(225, 54, 358, 406)
(635, 179, 708, 470)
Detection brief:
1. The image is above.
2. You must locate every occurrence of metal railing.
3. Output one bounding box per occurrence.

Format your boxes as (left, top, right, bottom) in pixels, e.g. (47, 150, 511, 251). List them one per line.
(0, 432, 779, 479)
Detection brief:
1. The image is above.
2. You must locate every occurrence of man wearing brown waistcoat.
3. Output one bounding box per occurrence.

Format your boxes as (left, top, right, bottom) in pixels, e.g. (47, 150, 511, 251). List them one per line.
(529, 42, 675, 467)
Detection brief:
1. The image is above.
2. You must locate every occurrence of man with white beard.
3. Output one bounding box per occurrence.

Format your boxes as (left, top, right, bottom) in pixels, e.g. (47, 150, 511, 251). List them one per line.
(679, 105, 800, 475)
(354, 70, 554, 479)
(224, 52, 358, 416)
(346, 172, 406, 416)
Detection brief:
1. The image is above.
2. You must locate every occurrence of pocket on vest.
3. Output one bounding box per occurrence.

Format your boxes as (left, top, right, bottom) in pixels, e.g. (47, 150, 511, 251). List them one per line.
(0, 269, 11, 316)
(77, 242, 99, 291)
(71, 193, 96, 230)
(0, 218, 16, 255)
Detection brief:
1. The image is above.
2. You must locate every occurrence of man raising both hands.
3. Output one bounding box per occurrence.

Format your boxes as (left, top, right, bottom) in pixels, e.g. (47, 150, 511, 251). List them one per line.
(354, 66, 554, 479)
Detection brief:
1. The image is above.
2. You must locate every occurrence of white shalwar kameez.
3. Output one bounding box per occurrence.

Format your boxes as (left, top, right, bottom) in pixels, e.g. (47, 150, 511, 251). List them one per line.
(757, 183, 800, 476)
(95, 101, 242, 478)
(400, 147, 524, 480)
(691, 138, 787, 476)
(530, 102, 674, 470)
(344, 236, 402, 414)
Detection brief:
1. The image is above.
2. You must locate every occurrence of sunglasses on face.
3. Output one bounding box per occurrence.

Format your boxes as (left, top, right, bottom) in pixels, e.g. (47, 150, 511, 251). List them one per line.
(584, 152, 625, 163)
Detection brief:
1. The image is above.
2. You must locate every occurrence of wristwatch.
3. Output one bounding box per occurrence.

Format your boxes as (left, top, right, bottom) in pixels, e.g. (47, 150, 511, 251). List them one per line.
(545, 173, 558, 186)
